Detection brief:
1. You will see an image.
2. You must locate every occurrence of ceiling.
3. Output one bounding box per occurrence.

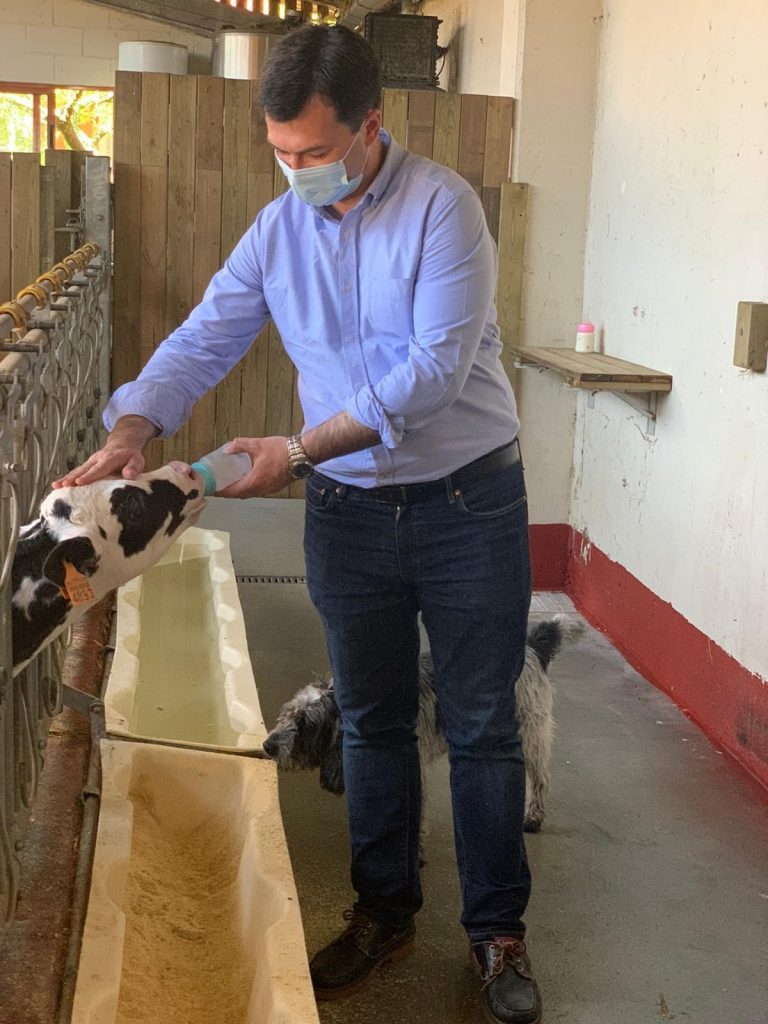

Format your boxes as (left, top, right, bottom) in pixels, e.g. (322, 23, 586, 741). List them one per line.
(81, 0, 400, 36)
(80, 0, 286, 36)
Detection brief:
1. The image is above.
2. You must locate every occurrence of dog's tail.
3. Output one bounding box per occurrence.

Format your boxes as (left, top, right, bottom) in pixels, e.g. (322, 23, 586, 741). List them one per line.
(526, 613, 585, 670)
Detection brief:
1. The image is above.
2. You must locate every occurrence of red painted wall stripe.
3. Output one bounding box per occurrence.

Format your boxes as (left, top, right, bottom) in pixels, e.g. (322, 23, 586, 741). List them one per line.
(529, 523, 570, 591)
(528, 524, 768, 794)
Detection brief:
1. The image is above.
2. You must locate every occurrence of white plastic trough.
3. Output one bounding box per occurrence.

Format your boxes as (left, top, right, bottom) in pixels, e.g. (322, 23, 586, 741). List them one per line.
(104, 527, 266, 751)
(72, 739, 319, 1024)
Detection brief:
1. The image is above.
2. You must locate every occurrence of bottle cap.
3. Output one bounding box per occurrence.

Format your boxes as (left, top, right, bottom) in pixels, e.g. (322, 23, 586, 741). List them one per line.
(190, 461, 216, 496)
(577, 322, 595, 333)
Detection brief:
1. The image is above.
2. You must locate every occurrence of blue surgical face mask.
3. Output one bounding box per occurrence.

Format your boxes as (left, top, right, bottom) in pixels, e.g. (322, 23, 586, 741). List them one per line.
(276, 124, 370, 207)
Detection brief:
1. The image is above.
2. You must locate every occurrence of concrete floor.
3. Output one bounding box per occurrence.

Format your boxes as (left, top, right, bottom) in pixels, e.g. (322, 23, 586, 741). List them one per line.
(201, 499, 768, 1024)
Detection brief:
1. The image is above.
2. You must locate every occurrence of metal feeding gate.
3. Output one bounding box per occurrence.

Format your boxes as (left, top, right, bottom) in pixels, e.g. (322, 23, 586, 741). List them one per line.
(0, 156, 111, 930)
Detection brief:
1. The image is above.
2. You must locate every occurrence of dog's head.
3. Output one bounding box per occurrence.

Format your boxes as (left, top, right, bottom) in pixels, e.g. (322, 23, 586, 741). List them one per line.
(262, 675, 345, 794)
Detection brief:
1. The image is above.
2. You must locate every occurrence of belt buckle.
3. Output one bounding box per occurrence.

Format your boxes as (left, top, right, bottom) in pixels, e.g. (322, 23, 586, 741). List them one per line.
(373, 485, 406, 504)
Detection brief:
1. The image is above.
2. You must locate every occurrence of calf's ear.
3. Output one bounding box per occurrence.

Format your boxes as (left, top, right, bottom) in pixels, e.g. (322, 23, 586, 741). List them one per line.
(42, 536, 100, 587)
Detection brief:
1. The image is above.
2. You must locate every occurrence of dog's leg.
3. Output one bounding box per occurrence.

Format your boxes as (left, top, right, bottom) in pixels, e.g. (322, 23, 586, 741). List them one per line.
(522, 713, 552, 832)
(516, 650, 555, 833)
(419, 759, 429, 868)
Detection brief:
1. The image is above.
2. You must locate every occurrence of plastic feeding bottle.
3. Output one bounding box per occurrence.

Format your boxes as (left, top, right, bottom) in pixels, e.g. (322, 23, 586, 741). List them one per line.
(575, 321, 595, 353)
(190, 444, 252, 496)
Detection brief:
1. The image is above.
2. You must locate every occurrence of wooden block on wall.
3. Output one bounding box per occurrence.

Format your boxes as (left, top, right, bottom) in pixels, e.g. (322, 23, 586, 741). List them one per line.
(734, 301, 768, 372)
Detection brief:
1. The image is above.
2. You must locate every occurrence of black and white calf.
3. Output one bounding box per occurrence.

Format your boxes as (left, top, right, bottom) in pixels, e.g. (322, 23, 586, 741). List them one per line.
(10, 463, 206, 675)
(263, 614, 585, 834)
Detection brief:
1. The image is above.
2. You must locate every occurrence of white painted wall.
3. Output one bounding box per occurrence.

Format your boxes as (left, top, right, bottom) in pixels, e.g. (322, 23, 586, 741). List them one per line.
(422, 0, 601, 524)
(575, 0, 768, 678)
(421, 0, 520, 96)
(509, 0, 600, 524)
(0, 0, 212, 87)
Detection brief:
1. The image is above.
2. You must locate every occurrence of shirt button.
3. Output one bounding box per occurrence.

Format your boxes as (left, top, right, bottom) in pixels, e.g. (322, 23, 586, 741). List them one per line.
(344, 230, 352, 240)
(345, 335, 354, 343)
(344, 282, 352, 292)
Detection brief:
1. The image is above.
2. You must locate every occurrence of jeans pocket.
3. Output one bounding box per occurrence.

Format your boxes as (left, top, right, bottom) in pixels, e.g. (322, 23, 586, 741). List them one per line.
(305, 475, 339, 514)
(454, 464, 528, 520)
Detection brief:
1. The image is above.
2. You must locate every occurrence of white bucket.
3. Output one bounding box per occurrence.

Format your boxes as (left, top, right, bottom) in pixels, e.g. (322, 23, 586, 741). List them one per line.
(118, 41, 189, 75)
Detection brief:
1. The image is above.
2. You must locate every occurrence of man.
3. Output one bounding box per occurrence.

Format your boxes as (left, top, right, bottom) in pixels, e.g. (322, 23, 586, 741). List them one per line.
(57, 25, 540, 1024)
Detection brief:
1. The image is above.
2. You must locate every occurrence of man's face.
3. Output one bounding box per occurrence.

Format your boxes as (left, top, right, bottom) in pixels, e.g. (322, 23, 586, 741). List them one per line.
(265, 93, 380, 176)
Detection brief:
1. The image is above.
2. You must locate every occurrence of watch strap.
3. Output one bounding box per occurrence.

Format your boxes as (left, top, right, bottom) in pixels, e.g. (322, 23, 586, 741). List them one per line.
(287, 434, 313, 476)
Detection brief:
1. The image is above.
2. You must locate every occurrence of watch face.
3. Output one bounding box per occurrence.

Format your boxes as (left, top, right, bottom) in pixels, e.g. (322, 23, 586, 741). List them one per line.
(291, 460, 313, 480)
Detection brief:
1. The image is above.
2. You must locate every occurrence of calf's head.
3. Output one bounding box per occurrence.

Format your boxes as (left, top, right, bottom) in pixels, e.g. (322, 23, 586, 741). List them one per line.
(11, 462, 206, 674)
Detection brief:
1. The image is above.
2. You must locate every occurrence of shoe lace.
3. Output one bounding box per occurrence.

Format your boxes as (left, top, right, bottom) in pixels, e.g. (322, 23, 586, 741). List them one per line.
(341, 908, 374, 942)
(482, 937, 528, 988)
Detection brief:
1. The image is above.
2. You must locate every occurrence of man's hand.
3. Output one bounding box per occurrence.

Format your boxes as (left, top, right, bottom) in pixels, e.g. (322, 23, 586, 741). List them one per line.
(53, 415, 159, 489)
(216, 413, 380, 499)
(216, 436, 293, 498)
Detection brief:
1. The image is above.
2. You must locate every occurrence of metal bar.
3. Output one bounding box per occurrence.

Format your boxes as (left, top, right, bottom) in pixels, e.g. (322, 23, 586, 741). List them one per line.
(102, 729, 271, 759)
(56, 698, 105, 1024)
(583, 389, 658, 434)
(1, 236, 109, 931)
(606, 388, 657, 420)
(516, 361, 660, 432)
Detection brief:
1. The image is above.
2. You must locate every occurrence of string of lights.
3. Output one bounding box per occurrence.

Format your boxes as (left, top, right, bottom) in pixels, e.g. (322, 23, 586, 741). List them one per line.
(213, 0, 340, 25)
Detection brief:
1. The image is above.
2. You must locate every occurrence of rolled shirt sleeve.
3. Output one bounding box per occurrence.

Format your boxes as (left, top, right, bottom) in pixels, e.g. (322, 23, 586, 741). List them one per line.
(344, 188, 497, 449)
(104, 220, 270, 438)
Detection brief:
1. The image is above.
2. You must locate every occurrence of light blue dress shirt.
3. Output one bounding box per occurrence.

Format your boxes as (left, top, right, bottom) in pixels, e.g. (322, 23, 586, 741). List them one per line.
(104, 130, 520, 486)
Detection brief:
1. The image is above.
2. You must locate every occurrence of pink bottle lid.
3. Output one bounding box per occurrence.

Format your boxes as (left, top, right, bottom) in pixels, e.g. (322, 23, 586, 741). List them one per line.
(577, 322, 595, 333)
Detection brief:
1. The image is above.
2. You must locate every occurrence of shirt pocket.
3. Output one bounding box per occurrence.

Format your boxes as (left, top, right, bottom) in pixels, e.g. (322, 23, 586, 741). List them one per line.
(361, 276, 415, 338)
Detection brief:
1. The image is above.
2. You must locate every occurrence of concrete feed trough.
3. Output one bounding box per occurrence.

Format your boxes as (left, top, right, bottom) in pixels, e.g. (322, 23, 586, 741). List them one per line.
(72, 739, 319, 1024)
(104, 527, 266, 751)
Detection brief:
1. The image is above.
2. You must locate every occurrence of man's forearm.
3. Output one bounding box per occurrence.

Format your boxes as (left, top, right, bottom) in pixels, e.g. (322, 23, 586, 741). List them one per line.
(108, 415, 161, 450)
(301, 411, 380, 465)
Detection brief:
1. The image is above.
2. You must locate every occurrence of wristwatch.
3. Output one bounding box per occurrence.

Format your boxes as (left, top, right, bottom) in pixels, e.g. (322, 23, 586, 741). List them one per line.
(287, 434, 314, 480)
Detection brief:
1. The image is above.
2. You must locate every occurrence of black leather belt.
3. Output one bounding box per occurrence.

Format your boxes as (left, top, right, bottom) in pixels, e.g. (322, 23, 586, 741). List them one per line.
(313, 439, 521, 506)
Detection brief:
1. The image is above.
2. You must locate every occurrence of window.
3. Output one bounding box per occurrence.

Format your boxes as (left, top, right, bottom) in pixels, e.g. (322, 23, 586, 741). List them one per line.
(0, 85, 113, 156)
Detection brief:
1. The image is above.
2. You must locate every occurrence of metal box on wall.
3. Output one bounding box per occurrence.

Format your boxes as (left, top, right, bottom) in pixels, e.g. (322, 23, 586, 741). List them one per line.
(364, 13, 440, 90)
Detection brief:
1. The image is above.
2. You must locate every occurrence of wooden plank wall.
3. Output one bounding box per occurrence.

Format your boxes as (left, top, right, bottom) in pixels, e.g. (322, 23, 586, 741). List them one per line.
(0, 150, 85, 302)
(112, 74, 524, 491)
(0, 153, 40, 298)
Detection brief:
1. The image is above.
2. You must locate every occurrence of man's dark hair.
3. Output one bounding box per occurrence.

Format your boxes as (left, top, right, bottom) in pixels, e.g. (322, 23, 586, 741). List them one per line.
(259, 25, 381, 130)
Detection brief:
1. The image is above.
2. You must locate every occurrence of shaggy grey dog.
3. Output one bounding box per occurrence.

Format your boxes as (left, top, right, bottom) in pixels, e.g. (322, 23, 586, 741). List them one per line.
(263, 614, 584, 833)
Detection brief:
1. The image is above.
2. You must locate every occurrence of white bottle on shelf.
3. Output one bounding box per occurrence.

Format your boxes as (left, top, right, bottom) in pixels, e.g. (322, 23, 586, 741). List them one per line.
(575, 321, 595, 353)
(190, 444, 252, 496)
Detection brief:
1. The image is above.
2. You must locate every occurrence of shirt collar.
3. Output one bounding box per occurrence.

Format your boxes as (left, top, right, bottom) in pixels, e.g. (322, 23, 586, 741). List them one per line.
(365, 128, 405, 206)
(313, 128, 405, 222)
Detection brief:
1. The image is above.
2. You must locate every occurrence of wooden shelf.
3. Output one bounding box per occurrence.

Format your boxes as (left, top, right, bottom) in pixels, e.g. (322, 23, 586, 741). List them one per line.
(512, 347, 673, 394)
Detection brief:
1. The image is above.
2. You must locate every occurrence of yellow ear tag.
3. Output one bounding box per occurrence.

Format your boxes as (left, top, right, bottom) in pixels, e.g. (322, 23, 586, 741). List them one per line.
(60, 561, 96, 605)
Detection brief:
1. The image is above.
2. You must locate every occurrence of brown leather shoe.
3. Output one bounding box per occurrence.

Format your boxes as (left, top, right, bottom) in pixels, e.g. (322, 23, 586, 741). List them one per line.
(310, 908, 415, 1001)
(470, 937, 542, 1024)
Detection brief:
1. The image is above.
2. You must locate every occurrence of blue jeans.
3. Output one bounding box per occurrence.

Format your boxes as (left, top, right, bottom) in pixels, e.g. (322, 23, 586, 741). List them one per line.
(304, 457, 532, 942)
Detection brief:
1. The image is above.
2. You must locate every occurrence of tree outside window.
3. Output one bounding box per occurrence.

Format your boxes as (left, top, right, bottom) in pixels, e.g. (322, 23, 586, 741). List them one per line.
(0, 87, 113, 156)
